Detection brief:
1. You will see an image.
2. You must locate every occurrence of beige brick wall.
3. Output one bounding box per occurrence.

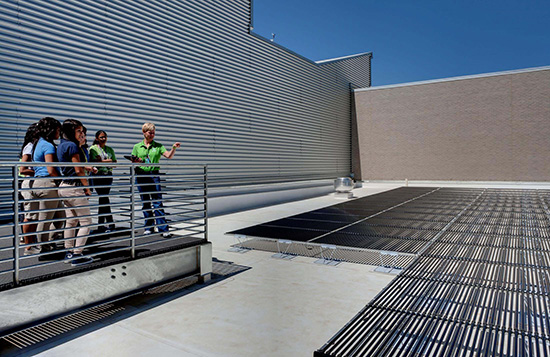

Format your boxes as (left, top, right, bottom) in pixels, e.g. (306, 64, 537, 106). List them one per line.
(353, 68, 550, 181)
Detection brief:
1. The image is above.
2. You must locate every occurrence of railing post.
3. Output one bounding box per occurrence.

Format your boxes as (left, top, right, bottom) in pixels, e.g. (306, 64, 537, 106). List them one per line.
(13, 164, 20, 286)
(204, 165, 208, 241)
(130, 165, 136, 259)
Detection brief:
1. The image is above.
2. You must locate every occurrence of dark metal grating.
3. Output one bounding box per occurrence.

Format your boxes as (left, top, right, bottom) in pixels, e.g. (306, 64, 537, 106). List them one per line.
(316, 306, 550, 357)
(0, 259, 249, 354)
(402, 256, 550, 295)
(316, 188, 550, 356)
(1, 304, 125, 349)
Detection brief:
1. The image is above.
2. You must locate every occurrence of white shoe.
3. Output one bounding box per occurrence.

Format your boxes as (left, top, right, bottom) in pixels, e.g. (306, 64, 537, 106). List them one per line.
(162, 232, 173, 238)
(144, 230, 153, 235)
(24, 246, 41, 256)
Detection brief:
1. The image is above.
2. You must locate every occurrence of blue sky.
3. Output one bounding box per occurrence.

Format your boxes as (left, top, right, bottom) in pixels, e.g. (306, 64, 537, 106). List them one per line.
(252, 0, 550, 86)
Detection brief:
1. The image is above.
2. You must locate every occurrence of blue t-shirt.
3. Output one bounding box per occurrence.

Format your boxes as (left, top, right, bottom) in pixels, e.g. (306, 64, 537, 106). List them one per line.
(57, 138, 80, 177)
(33, 138, 58, 177)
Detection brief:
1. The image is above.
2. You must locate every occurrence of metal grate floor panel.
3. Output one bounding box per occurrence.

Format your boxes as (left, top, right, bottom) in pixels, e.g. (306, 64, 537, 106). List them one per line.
(313, 233, 432, 254)
(402, 256, 550, 295)
(368, 212, 454, 223)
(316, 306, 550, 357)
(436, 231, 550, 250)
(0, 304, 125, 350)
(355, 217, 449, 231)
(334, 225, 441, 240)
(369, 276, 550, 337)
(424, 242, 550, 267)
(316, 188, 550, 357)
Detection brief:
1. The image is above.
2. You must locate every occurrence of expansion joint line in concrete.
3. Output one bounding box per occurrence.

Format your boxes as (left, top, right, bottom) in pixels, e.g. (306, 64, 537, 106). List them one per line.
(306, 187, 442, 244)
(415, 188, 487, 257)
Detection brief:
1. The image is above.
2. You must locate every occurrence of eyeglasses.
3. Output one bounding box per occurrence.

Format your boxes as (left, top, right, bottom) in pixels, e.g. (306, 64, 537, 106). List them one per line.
(98, 136, 107, 139)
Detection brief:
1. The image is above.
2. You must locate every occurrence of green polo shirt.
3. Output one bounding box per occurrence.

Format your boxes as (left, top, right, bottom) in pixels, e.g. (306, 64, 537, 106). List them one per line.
(131, 140, 167, 171)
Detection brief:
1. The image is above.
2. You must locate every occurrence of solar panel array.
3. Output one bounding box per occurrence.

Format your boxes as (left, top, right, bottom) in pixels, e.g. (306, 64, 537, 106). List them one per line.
(316, 188, 550, 356)
(230, 187, 460, 253)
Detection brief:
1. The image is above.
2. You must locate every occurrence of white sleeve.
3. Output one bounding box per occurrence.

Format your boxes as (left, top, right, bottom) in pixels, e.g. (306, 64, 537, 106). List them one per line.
(22, 143, 34, 156)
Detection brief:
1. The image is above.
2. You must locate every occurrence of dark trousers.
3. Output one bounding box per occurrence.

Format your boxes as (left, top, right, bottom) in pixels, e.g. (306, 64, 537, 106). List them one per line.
(136, 173, 168, 232)
(91, 174, 114, 226)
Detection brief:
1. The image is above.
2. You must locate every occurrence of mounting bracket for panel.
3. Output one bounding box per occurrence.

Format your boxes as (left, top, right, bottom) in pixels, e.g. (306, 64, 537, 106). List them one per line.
(228, 234, 252, 253)
(374, 250, 402, 274)
(315, 244, 340, 266)
(272, 240, 296, 260)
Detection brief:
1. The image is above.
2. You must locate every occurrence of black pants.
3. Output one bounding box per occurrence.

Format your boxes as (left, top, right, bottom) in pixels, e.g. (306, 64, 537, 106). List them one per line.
(91, 174, 113, 225)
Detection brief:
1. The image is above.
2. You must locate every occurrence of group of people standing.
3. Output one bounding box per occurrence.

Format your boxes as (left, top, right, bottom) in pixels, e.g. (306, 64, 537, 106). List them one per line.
(18, 118, 179, 266)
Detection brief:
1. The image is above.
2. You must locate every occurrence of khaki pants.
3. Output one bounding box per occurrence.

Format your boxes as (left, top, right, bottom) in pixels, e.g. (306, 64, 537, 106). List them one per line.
(59, 183, 91, 254)
(21, 179, 39, 221)
(31, 178, 61, 243)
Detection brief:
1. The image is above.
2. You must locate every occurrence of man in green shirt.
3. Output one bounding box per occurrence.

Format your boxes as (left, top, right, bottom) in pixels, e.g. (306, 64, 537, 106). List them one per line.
(131, 122, 181, 237)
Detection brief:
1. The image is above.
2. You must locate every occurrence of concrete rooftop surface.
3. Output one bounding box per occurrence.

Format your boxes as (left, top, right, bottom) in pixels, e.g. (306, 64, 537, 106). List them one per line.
(32, 182, 550, 357)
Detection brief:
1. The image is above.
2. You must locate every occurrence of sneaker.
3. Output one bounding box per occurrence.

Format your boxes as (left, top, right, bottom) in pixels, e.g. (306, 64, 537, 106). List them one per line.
(24, 246, 41, 256)
(162, 232, 173, 238)
(144, 230, 153, 235)
(64, 251, 74, 263)
(104, 228, 112, 234)
(71, 254, 94, 266)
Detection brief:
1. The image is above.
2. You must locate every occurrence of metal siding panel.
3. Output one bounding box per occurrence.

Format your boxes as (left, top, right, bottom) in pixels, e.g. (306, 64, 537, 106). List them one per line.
(0, 0, 371, 185)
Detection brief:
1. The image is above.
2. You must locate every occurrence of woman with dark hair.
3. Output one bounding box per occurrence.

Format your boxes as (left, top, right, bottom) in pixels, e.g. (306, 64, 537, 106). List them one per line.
(31, 117, 62, 249)
(57, 119, 94, 266)
(89, 130, 117, 232)
(19, 122, 40, 255)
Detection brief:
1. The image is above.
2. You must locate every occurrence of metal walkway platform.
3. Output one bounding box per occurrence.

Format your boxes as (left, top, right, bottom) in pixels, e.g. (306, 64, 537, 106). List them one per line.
(0, 229, 206, 290)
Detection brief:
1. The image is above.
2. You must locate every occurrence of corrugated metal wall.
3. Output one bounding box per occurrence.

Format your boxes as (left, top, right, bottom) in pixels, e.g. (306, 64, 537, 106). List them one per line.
(0, 0, 371, 186)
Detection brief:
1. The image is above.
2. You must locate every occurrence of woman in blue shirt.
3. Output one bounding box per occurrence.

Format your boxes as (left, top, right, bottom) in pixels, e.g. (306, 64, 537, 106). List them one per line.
(31, 117, 62, 249)
(57, 119, 94, 266)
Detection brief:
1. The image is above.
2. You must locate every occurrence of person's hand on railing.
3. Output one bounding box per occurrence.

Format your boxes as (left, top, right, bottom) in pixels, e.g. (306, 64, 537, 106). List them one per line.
(84, 187, 92, 196)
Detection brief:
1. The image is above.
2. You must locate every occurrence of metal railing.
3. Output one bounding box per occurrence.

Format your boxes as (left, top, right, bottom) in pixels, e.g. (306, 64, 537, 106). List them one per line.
(0, 161, 208, 287)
